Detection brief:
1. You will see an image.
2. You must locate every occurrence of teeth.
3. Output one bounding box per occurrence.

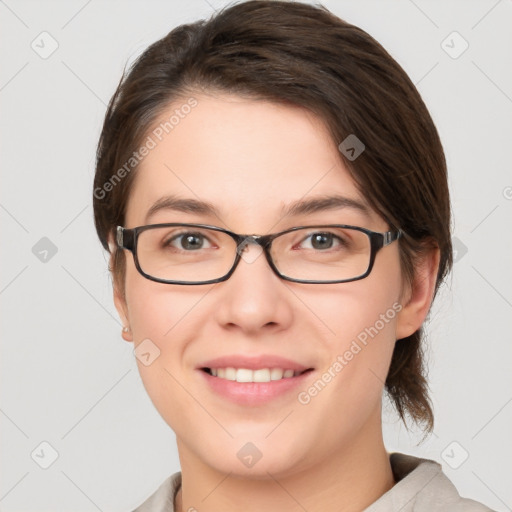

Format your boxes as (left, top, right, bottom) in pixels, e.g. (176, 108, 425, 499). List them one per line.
(225, 367, 236, 380)
(208, 367, 301, 382)
(270, 368, 284, 380)
(237, 368, 256, 382)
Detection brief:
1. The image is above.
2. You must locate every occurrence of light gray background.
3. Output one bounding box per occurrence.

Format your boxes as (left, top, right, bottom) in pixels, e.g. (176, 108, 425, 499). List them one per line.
(1, 0, 511, 510)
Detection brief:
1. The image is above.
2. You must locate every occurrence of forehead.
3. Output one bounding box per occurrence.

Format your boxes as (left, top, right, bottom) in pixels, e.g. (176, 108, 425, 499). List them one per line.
(125, 93, 379, 230)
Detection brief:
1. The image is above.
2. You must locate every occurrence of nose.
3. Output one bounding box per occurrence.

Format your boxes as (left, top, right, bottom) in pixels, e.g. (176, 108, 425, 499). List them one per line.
(213, 241, 294, 334)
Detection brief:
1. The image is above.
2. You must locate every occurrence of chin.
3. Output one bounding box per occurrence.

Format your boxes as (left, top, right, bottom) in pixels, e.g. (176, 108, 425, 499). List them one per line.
(197, 436, 309, 479)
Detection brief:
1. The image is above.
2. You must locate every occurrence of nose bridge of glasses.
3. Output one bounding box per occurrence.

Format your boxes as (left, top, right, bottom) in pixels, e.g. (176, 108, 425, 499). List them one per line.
(234, 235, 270, 267)
(236, 234, 264, 252)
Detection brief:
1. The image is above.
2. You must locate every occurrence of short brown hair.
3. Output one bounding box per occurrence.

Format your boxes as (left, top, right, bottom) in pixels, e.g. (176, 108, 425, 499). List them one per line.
(93, 0, 452, 435)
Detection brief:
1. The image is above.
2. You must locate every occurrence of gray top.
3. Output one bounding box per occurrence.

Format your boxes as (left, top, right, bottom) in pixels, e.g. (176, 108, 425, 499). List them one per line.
(132, 452, 494, 511)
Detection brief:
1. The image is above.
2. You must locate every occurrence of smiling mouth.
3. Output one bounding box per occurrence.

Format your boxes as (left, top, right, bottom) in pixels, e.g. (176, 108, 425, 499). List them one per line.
(201, 367, 313, 383)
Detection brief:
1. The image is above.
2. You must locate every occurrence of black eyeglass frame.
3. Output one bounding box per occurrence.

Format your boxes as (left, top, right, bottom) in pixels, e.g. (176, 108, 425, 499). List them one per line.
(116, 223, 402, 285)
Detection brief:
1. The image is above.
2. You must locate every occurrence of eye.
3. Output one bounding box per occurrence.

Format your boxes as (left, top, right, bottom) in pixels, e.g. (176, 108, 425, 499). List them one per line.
(298, 231, 346, 251)
(164, 231, 214, 251)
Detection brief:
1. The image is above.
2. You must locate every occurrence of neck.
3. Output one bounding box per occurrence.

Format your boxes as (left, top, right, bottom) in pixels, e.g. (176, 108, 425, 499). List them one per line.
(174, 418, 395, 512)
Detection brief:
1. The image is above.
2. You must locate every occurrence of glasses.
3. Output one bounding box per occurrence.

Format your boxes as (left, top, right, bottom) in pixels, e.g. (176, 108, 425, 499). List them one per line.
(116, 223, 402, 285)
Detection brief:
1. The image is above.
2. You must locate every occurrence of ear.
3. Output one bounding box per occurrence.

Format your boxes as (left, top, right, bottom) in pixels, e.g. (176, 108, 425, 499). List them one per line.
(108, 232, 133, 343)
(114, 283, 133, 342)
(395, 245, 440, 340)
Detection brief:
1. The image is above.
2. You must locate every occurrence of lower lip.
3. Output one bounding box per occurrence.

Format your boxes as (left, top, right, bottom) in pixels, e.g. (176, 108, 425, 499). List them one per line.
(197, 369, 314, 405)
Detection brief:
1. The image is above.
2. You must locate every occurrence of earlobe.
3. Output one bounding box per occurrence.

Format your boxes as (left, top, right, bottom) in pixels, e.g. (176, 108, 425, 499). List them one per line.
(395, 246, 440, 340)
(121, 325, 132, 342)
(114, 284, 133, 342)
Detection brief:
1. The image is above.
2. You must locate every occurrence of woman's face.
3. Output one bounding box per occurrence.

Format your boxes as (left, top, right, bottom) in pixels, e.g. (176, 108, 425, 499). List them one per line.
(115, 93, 410, 477)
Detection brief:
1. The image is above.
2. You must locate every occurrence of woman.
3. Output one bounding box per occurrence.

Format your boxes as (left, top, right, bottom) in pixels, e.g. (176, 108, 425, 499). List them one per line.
(93, 1, 494, 510)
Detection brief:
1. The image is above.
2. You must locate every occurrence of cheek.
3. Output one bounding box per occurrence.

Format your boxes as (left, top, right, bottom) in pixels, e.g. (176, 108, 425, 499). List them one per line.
(124, 261, 207, 342)
(290, 296, 399, 459)
(123, 265, 220, 370)
(295, 266, 402, 352)
(302, 256, 403, 398)
(297, 291, 400, 437)
(318, 289, 399, 390)
(124, 277, 202, 425)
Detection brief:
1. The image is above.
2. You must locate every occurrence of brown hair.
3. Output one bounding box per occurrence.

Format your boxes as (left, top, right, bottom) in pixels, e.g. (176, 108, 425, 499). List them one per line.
(93, 0, 452, 435)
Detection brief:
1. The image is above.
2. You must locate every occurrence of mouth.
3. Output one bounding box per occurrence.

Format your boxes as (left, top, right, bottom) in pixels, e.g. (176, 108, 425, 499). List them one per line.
(200, 367, 314, 383)
(198, 366, 315, 405)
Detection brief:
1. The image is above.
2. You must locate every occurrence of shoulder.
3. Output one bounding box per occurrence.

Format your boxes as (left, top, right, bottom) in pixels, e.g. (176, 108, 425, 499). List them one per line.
(364, 452, 495, 512)
(131, 471, 181, 512)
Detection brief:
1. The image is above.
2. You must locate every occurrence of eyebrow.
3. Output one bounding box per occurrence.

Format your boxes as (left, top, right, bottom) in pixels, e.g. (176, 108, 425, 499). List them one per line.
(280, 194, 371, 218)
(145, 194, 371, 223)
(145, 195, 222, 223)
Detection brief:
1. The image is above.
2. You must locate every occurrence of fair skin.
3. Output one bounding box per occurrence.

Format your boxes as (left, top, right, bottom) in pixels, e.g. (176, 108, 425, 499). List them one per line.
(111, 93, 439, 512)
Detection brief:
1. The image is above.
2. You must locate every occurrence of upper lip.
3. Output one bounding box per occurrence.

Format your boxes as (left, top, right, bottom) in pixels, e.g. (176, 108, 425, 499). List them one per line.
(198, 355, 313, 372)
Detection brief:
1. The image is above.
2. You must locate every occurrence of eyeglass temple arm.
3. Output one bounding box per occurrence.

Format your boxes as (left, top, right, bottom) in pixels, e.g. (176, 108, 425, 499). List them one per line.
(383, 229, 403, 246)
(116, 226, 135, 251)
